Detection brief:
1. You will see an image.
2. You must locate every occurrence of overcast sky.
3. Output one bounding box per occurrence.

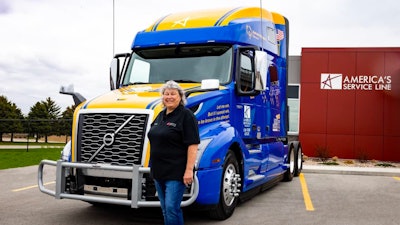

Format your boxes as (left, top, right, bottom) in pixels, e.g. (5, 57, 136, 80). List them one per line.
(1, 0, 399, 115)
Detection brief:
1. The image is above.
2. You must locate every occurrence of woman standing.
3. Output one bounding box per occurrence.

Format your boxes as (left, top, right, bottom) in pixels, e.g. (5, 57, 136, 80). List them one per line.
(147, 80, 200, 225)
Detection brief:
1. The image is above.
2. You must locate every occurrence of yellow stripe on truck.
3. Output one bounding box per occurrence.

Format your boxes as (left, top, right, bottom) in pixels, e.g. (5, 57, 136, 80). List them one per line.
(146, 8, 235, 31)
(145, 7, 286, 32)
(217, 7, 274, 26)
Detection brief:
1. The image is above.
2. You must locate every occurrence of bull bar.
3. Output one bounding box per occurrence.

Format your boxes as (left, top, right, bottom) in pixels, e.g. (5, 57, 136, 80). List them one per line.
(38, 159, 199, 208)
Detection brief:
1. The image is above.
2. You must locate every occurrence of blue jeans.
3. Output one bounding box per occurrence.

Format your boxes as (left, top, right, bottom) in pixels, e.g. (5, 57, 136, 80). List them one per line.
(154, 179, 186, 225)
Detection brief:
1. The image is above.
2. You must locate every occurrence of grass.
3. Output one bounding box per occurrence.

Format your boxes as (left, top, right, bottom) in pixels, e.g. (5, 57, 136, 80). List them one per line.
(0, 142, 63, 170)
(320, 161, 339, 166)
(375, 163, 395, 168)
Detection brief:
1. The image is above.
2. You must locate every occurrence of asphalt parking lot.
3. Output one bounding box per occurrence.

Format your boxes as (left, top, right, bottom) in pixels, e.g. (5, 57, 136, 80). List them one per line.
(0, 165, 399, 225)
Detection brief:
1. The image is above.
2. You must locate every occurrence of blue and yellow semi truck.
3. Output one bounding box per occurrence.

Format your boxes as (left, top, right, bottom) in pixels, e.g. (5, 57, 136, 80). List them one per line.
(38, 6, 303, 220)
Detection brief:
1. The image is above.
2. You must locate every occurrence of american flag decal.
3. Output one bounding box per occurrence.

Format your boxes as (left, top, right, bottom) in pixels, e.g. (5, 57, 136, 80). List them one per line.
(276, 29, 284, 41)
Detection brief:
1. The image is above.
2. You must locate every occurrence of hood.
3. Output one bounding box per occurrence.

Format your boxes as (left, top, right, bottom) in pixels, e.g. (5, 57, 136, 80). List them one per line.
(80, 83, 202, 111)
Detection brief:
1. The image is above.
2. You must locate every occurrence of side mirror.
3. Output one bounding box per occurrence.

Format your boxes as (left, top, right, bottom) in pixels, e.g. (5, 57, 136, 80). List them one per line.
(110, 53, 130, 90)
(254, 51, 268, 91)
(110, 58, 118, 90)
(59, 84, 86, 105)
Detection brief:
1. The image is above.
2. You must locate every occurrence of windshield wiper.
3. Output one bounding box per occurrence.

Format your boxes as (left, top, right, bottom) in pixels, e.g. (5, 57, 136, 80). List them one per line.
(171, 79, 198, 83)
(126, 82, 151, 85)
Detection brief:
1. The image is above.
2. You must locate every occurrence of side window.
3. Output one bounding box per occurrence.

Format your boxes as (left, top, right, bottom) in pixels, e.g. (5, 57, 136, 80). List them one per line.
(130, 59, 150, 83)
(238, 50, 255, 94)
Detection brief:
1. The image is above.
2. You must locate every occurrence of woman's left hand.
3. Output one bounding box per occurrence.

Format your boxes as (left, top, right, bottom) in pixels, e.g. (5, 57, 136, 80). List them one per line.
(183, 169, 194, 186)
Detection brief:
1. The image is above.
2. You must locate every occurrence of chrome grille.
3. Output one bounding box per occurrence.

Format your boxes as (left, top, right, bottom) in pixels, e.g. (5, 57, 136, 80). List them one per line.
(78, 113, 149, 166)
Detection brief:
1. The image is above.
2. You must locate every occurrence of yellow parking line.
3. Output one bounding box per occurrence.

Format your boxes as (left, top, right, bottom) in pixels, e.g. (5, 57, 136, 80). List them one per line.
(299, 173, 315, 211)
(394, 177, 400, 181)
(12, 181, 55, 192)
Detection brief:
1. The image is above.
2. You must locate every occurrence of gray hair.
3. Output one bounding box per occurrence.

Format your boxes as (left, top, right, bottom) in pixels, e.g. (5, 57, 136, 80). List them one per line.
(160, 80, 187, 106)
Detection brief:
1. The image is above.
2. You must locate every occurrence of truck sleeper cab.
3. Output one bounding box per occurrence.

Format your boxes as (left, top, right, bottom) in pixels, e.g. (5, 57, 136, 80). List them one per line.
(38, 6, 303, 220)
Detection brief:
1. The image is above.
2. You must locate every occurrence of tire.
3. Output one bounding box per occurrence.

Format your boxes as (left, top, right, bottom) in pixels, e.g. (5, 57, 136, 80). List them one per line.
(209, 150, 241, 220)
(283, 146, 295, 182)
(294, 142, 303, 177)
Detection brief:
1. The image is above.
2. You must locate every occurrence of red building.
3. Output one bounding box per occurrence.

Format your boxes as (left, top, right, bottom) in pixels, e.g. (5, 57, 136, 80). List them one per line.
(299, 48, 400, 161)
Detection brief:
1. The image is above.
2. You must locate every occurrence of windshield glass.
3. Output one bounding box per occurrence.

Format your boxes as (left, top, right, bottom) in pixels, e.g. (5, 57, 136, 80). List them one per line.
(122, 45, 232, 85)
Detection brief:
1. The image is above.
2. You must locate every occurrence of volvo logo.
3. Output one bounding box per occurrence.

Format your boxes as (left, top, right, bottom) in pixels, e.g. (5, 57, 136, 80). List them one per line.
(103, 133, 115, 146)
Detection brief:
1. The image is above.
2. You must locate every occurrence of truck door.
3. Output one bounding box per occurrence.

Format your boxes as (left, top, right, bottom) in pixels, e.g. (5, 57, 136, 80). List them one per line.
(235, 48, 268, 140)
(235, 48, 270, 176)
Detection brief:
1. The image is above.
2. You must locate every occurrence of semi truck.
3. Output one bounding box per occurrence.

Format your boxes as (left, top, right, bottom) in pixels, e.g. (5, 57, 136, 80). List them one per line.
(38, 6, 303, 220)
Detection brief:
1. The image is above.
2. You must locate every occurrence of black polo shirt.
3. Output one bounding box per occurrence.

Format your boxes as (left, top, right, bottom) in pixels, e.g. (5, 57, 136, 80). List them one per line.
(148, 105, 200, 181)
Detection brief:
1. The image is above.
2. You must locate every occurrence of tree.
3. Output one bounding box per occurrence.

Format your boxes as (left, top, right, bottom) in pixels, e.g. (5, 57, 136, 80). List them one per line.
(28, 97, 61, 143)
(59, 105, 75, 143)
(0, 96, 24, 142)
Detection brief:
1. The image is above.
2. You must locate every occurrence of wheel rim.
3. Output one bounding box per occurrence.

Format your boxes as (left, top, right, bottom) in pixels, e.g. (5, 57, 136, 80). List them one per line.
(222, 164, 239, 206)
(289, 149, 295, 174)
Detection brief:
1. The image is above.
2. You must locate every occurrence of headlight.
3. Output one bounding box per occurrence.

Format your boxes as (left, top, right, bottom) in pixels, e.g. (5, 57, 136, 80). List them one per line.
(195, 138, 212, 169)
(61, 141, 72, 162)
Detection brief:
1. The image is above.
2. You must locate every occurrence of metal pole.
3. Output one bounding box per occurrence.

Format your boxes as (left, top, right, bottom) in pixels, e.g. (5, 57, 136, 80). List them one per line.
(259, 0, 264, 50)
(113, 0, 115, 56)
(26, 120, 29, 152)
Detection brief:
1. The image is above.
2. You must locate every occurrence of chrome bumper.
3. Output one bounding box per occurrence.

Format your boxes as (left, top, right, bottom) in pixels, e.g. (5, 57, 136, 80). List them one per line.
(38, 160, 199, 208)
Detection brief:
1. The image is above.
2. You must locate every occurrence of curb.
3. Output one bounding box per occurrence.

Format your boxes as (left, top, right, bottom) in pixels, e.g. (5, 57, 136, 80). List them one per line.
(302, 165, 400, 177)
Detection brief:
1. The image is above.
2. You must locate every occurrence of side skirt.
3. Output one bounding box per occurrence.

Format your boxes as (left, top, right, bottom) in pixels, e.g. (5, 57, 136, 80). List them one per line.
(239, 174, 284, 202)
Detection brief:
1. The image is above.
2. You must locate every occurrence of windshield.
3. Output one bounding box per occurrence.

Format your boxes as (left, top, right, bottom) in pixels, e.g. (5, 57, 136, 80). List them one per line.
(122, 45, 232, 85)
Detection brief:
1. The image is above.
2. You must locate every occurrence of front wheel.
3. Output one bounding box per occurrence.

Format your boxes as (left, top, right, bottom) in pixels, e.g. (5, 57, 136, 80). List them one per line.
(209, 150, 241, 220)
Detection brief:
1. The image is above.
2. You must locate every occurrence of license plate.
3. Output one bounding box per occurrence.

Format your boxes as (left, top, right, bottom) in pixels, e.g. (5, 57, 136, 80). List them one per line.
(84, 185, 128, 198)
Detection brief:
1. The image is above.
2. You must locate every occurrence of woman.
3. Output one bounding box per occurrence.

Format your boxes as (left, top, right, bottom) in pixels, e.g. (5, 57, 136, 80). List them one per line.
(147, 80, 200, 225)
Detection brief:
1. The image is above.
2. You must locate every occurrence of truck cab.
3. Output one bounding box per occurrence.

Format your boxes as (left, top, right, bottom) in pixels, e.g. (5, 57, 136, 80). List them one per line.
(38, 6, 302, 220)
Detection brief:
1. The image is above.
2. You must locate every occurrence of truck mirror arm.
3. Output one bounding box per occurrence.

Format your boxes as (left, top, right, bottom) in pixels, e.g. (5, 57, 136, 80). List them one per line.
(59, 86, 86, 105)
